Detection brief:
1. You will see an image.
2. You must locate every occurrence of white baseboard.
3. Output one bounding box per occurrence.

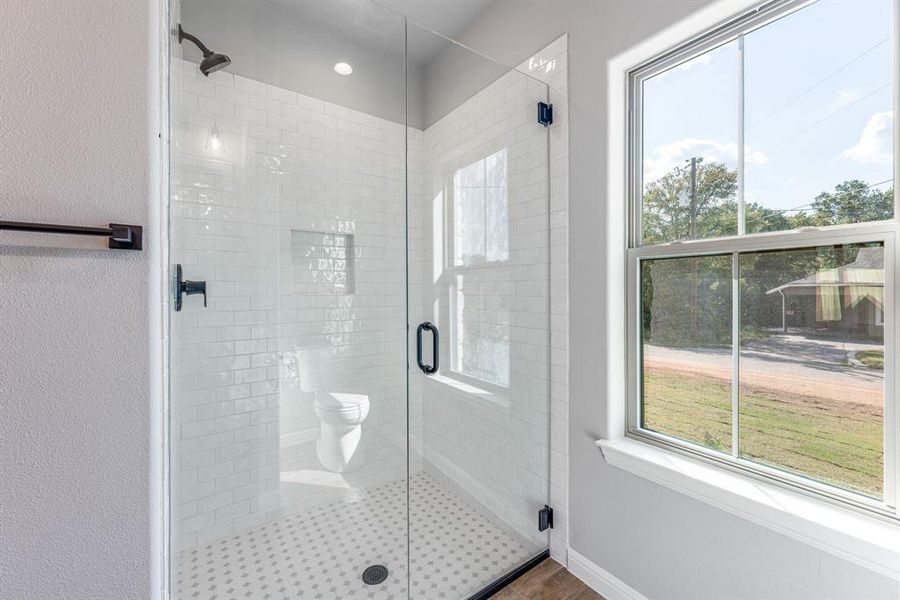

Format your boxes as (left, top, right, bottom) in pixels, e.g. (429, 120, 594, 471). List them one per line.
(567, 549, 648, 600)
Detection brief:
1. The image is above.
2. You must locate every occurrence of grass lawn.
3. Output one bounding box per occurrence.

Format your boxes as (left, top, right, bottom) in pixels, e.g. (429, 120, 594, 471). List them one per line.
(857, 350, 884, 370)
(643, 367, 883, 498)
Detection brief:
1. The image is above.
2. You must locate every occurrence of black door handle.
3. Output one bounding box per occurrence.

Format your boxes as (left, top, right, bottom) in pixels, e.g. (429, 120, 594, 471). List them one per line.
(416, 322, 439, 374)
(175, 264, 207, 311)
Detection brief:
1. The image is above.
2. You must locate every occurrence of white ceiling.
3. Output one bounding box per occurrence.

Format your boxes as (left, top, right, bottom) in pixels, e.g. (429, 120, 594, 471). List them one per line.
(267, 0, 494, 65)
(377, 0, 494, 38)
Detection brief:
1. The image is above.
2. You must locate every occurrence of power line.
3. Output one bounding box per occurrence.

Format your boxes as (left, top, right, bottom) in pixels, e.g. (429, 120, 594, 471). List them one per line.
(743, 178, 894, 226)
(760, 82, 891, 154)
(750, 35, 892, 127)
(744, 203, 812, 227)
(864, 177, 894, 190)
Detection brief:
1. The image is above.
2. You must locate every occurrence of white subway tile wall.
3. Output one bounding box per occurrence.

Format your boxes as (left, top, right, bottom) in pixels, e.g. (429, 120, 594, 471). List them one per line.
(418, 66, 551, 549)
(171, 58, 412, 550)
(290, 230, 354, 295)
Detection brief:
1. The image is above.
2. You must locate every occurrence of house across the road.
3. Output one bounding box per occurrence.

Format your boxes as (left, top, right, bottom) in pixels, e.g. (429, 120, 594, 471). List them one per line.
(766, 247, 884, 339)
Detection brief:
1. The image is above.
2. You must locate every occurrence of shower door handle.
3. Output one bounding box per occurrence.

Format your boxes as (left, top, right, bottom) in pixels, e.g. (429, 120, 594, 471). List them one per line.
(416, 322, 439, 374)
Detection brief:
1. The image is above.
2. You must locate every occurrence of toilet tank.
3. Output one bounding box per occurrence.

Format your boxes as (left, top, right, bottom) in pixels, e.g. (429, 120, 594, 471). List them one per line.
(295, 345, 335, 392)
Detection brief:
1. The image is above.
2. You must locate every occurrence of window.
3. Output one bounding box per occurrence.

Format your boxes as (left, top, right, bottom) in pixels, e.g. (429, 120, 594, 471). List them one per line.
(452, 271, 510, 387)
(453, 149, 509, 266)
(628, 0, 897, 516)
(450, 149, 511, 387)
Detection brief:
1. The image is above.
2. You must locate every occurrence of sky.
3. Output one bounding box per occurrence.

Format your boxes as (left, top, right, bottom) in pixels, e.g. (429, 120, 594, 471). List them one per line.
(642, 0, 894, 222)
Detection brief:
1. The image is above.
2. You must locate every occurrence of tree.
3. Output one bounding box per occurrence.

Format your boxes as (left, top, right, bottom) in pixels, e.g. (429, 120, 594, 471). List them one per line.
(744, 202, 799, 233)
(810, 180, 892, 226)
(643, 164, 893, 242)
(642, 161, 737, 244)
(642, 161, 802, 242)
(640, 163, 893, 347)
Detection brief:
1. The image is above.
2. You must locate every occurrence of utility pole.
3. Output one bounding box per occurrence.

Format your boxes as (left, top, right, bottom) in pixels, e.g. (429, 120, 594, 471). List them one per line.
(686, 156, 703, 239)
(685, 156, 703, 342)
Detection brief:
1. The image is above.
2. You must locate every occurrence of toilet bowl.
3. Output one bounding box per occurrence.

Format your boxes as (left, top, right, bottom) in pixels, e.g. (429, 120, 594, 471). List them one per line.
(313, 391, 370, 473)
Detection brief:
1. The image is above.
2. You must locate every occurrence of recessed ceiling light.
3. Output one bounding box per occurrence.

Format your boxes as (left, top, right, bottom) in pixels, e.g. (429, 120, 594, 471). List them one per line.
(334, 62, 353, 76)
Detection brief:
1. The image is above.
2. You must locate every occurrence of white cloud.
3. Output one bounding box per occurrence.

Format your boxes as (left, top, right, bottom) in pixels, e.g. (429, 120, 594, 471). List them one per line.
(677, 52, 712, 71)
(643, 138, 768, 184)
(674, 46, 723, 72)
(841, 111, 893, 165)
(829, 88, 864, 110)
(652, 46, 722, 81)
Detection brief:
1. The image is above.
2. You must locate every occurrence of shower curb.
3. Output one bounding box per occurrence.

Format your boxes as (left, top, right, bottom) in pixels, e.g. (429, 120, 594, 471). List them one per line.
(466, 549, 550, 600)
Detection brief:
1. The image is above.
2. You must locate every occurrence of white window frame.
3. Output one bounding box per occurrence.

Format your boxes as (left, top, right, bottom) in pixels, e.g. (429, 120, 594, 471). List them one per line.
(623, 0, 900, 523)
(446, 150, 512, 391)
(448, 265, 511, 393)
(450, 149, 510, 270)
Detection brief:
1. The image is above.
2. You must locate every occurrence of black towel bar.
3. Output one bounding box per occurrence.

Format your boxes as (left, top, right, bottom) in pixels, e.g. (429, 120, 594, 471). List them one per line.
(0, 220, 143, 250)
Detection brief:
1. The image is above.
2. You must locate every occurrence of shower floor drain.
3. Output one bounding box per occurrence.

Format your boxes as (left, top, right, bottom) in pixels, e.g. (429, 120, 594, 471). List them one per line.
(362, 564, 389, 585)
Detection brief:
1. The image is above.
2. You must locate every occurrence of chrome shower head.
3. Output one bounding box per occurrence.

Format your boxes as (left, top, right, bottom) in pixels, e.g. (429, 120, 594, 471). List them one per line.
(177, 24, 232, 77)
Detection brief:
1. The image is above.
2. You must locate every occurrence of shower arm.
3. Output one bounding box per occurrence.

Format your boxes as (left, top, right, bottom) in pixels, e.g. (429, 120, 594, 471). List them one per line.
(177, 24, 213, 58)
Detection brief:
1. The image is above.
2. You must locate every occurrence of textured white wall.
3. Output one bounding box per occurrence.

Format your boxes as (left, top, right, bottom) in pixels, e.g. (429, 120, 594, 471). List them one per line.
(0, 0, 158, 598)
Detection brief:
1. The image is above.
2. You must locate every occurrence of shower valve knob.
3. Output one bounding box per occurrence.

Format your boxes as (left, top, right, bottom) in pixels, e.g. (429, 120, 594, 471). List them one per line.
(175, 264, 207, 311)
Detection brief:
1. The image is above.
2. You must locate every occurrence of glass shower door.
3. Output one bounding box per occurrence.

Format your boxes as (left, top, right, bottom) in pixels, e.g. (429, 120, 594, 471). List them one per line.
(167, 1, 409, 597)
(168, 1, 552, 597)
(407, 22, 552, 598)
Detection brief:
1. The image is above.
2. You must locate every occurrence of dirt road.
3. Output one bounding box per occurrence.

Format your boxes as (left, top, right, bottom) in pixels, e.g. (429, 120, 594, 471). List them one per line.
(644, 334, 883, 407)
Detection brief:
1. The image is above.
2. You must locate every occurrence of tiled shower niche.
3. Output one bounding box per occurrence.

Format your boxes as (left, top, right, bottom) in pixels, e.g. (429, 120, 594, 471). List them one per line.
(291, 230, 354, 295)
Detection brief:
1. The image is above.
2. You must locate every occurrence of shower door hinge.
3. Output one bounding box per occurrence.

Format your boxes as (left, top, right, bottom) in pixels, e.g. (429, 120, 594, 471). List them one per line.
(537, 102, 553, 127)
(538, 505, 553, 531)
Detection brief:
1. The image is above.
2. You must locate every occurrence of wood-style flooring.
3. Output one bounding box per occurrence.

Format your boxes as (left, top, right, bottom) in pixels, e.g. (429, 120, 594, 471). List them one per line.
(492, 558, 605, 600)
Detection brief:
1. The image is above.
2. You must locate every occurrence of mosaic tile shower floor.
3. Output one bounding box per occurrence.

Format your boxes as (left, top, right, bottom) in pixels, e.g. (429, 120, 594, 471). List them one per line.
(174, 472, 537, 599)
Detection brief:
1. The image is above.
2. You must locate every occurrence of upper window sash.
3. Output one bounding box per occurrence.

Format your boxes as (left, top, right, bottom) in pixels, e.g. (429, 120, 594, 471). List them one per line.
(627, 0, 898, 249)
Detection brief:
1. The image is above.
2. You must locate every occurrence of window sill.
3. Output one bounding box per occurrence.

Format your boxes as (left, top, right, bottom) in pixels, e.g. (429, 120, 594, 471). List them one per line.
(595, 437, 900, 580)
(425, 374, 509, 407)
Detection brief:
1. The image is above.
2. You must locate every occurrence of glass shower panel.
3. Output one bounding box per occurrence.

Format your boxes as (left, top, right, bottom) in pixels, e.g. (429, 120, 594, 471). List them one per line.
(168, 1, 408, 598)
(408, 22, 552, 598)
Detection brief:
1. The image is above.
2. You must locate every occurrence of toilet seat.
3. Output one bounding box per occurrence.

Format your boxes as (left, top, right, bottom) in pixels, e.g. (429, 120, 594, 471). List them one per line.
(313, 392, 370, 426)
(314, 391, 369, 413)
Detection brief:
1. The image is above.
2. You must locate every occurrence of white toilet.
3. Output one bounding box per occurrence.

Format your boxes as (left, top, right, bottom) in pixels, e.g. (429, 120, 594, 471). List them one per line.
(295, 346, 370, 473)
(313, 391, 370, 472)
